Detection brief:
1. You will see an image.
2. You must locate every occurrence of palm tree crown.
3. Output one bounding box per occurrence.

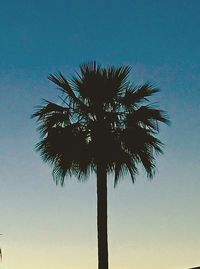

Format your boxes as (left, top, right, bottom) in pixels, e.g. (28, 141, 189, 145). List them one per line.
(32, 62, 169, 186)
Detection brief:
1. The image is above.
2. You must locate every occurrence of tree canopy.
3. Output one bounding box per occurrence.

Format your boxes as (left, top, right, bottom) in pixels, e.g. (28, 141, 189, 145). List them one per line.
(32, 62, 169, 186)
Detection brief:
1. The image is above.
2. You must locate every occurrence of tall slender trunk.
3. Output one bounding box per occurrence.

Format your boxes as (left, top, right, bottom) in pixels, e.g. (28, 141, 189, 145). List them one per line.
(97, 164, 108, 269)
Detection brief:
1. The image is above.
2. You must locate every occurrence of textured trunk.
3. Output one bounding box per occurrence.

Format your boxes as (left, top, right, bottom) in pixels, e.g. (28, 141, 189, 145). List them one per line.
(97, 164, 108, 269)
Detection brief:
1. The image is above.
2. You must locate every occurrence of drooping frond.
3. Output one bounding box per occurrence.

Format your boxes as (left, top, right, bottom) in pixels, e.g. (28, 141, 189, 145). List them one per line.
(126, 105, 170, 132)
(32, 100, 71, 137)
(114, 151, 138, 187)
(35, 124, 92, 185)
(118, 125, 163, 182)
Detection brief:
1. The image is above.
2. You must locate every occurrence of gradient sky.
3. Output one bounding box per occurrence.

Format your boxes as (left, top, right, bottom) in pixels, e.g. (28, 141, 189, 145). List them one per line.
(0, 1, 200, 269)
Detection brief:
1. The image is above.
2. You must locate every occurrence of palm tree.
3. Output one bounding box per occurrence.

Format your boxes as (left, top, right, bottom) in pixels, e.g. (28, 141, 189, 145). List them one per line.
(32, 62, 169, 269)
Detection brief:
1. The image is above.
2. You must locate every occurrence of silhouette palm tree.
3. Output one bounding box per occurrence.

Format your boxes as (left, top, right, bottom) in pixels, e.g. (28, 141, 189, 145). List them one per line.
(32, 62, 169, 269)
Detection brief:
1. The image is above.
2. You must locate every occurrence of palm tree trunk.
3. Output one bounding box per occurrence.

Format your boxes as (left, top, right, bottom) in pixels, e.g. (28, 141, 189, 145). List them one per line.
(97, 163, 108, 269)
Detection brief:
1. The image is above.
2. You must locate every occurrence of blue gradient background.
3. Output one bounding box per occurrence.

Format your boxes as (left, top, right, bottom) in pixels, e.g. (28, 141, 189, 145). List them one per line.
(0, 1, 200, 268)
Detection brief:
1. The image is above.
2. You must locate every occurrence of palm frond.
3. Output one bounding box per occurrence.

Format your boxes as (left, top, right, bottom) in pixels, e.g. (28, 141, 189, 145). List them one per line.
(48, 73, 76, 100)
(114, 151, 138, 187)
(32, 101, 71, 137)
(32, 100, 69, 119)
(35, 124, 93, 186)
(119, 125, 163, 179)
(126, 105, 170, 132)
(122, 83, 159, 108)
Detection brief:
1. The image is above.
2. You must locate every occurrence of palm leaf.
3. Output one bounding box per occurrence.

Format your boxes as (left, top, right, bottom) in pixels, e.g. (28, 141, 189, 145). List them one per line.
(122, 83, 159, 108)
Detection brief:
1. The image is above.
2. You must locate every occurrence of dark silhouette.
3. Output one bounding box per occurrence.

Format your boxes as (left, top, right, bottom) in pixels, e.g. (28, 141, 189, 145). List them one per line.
(0, 234, 3, 261)
(32, 62, 169, 269)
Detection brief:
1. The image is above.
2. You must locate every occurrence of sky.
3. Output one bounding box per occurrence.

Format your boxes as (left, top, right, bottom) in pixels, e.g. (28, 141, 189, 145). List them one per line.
(0, 0, 200, 269)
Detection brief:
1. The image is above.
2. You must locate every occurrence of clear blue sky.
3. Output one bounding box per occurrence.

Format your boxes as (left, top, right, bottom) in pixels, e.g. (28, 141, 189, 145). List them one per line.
(0, 1, 200, 269)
